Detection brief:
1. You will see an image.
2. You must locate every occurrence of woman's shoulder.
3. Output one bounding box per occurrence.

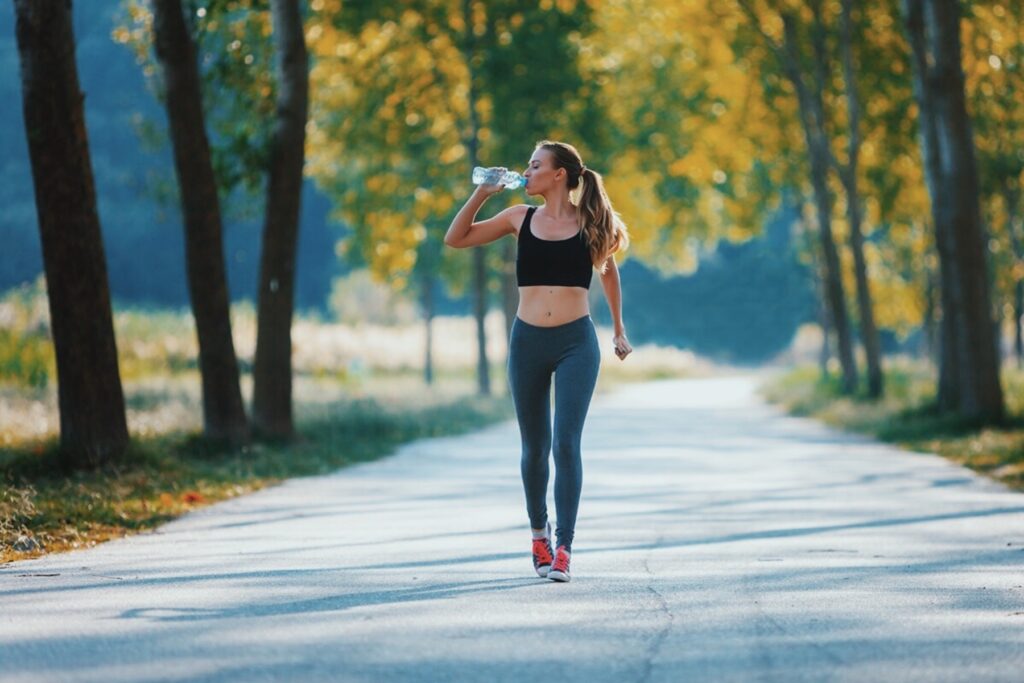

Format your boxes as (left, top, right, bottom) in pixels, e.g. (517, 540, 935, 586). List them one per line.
(506, 204, 534, 236)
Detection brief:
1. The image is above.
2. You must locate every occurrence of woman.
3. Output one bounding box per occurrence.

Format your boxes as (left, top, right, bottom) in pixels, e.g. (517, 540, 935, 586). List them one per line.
(444, 140, 632, 582)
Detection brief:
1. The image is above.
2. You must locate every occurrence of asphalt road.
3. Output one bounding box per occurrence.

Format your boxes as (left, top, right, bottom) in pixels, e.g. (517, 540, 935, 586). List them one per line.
(2, 375, 1023, 682)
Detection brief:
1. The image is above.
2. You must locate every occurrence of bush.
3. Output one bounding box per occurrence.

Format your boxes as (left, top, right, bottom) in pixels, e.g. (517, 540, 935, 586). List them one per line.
(0, 278, 54, 388)
(0, 328, 52, 388)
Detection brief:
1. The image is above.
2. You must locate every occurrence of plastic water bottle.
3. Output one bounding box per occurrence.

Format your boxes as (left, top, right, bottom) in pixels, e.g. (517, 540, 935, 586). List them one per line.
(472, 166, 524, 190)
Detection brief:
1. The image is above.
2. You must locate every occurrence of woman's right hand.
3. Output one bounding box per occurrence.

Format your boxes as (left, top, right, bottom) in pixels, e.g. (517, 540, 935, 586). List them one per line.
(475, 167, 508, 197)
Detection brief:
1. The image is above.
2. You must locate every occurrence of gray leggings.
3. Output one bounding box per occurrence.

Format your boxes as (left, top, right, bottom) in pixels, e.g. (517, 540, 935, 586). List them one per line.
(507, 314, 600, 552)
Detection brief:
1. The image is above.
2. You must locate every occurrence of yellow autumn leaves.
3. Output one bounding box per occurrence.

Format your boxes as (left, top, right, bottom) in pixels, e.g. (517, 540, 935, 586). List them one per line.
(115, 0, 1022, 341)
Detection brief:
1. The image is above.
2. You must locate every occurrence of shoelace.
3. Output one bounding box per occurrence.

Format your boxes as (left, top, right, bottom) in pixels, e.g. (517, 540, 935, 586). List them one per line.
(533, 538, 553, 565)
(552, 548, 570, 572)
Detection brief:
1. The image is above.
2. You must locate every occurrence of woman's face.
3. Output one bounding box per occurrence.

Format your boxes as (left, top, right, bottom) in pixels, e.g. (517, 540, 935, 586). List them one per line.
(522, 148, 564, 196)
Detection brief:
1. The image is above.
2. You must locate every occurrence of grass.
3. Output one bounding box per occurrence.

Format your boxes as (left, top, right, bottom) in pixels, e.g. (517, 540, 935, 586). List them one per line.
(0, 292, 705, 565)
(759, 359, 1024, 492)
(0, 389, 514, 565)
(0, 357, 704, 566)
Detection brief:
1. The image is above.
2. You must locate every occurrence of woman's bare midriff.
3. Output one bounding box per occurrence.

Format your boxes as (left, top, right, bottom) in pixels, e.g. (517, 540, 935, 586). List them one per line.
(517, 286, 590, 326)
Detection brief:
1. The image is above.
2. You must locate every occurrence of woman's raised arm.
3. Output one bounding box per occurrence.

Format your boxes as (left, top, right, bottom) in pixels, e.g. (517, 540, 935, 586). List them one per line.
(444, 181, 522, 248)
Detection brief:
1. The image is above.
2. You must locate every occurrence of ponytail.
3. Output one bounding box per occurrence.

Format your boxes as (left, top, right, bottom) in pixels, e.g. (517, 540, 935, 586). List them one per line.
(577, 167, 629, 274)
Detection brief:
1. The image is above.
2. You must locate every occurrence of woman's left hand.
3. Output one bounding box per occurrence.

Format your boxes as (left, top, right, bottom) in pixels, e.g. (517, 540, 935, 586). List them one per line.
(613, 333, 632, 361)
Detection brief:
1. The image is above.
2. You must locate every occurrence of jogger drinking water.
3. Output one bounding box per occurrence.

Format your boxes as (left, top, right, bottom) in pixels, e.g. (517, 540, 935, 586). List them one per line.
(445, 140, 632, 582)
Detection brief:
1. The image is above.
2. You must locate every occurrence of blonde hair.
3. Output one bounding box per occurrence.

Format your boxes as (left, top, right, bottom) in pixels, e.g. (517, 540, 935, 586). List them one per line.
(536, 139, 629, 273)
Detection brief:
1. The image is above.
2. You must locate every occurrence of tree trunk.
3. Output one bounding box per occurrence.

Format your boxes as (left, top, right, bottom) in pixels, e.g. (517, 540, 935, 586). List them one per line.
(421, 269, 435, 386)
(779, 11, 858, 394)
(14, 0, 129, 468)
(472, 247, 491, 396)
(837, 0, 883, 398)
(936, 263, 960, 410)
(922, 265, 937, 363)
(152, 0, 248, 443)
(252, 0, 310, 439)
(462, 0, 490, 396)
(990, 293, 1004, 367)
(904, 0, 1004, 423)
(1005, 186, 1023, 369)
(816, 267, 832, 383)
(1016, 279, 1023, 370)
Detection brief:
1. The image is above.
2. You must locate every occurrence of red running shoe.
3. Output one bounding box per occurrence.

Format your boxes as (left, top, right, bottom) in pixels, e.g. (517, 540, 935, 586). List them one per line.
(532, 521, 554, 577)
(548, 545, 571, 582)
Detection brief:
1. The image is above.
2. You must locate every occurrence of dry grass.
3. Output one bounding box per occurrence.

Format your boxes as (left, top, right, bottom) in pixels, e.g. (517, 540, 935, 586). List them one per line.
(0, 302, 705, 565)
(760, 359, 1024, 493)
(0, 386, 515, 565)
(1, 305, 706, 446)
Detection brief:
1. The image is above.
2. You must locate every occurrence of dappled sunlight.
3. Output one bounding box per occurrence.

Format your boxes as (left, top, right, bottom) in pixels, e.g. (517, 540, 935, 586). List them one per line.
(4, 376, 1023, 680)
(1, 0, 1023, 675)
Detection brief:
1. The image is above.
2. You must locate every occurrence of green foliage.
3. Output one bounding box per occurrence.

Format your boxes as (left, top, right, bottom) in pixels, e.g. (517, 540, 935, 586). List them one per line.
(0, 330, 52, 389)
(118, 0, 277, 200)
(307, 0, 600, 300)
(4, 0, 1019, 370)
(0, 280, 53, 388)
(195, 0, 277, 199)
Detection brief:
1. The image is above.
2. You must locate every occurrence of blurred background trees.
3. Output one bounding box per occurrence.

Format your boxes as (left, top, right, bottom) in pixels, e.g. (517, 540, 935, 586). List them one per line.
(4, 0, 1023, 465)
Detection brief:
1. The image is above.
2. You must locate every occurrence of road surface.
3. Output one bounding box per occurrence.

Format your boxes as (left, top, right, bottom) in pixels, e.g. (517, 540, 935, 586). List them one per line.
(2, 376, 1023, 682)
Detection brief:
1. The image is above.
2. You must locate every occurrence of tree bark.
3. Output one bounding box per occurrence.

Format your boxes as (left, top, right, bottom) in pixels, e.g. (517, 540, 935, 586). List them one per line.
(252, 0, 310, 438)
(815, 266, 832, 382)
(152, 0, 248, 443)
(1005, 186, 1023, 369)
(735, 0, 858, 393)
(904, 0, 1004, 422)
(462, 0, 490, 396)
(14, 0, 129, 468)
(922, 264, 937, 363)
(836, 0, 884, 397)
(472, 242, 491, 396)
(421, 269, 435, 386)
(1015, 278, 1023, 370)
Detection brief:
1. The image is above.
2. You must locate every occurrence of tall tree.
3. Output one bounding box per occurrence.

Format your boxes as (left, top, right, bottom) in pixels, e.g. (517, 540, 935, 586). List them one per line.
(306, 1, 596, 392)
(1005, 185, 1024, 368)
(14, 0, 130, 467)
(964, 2, 1024, 368)
(416, 241, 440, 385)
(306, 3, 469, 391)
(835, 0, 883, 397)
(153, 0, 249, 443)
(903, 0, 1004, 422)
(252, 0, 310, 437)
(460, 0, 491, 396)
(736, 0, 858, 394)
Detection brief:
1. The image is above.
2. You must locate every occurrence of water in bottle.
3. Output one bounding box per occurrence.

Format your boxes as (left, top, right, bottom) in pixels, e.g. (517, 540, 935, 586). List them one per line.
(472, 166, 524, 190)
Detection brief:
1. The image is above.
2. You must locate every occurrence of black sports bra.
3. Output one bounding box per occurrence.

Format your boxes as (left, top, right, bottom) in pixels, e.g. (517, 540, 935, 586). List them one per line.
(516, 207, 593, 289)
